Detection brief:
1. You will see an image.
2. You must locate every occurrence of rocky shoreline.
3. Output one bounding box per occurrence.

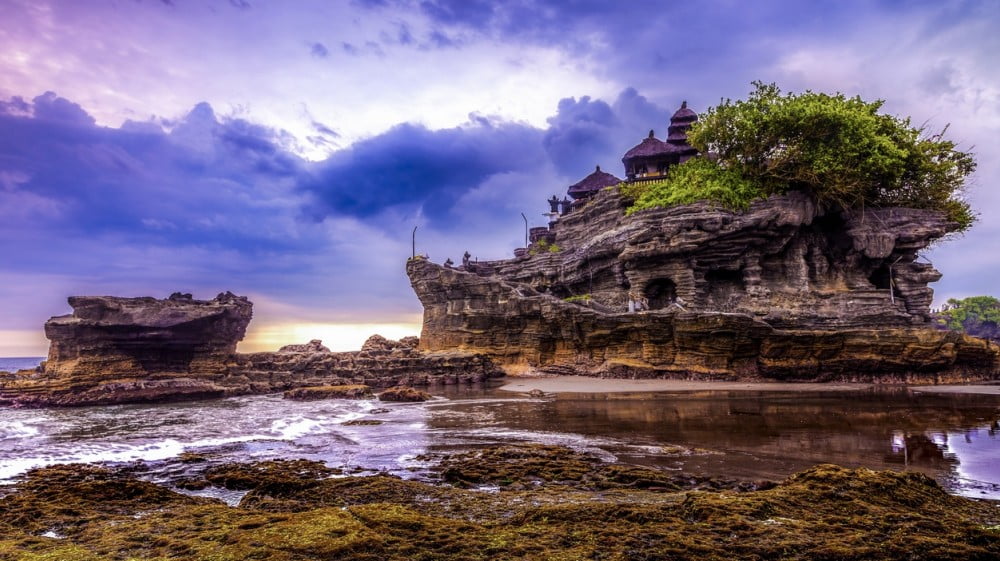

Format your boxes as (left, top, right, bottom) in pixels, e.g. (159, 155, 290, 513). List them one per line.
(0, 294, 501, 407)
(1, 444, 997, 560)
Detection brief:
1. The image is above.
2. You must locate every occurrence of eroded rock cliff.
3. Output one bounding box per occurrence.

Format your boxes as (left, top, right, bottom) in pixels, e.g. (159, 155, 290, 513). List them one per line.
(408, 188, 999, 381)
(0, 295, 500, 407)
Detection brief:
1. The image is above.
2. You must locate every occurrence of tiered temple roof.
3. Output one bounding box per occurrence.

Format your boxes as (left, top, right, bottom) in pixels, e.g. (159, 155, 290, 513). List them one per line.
(621, 102, 699, 181)
(567, 165, 622, 200)
(550, 101, 699, 222)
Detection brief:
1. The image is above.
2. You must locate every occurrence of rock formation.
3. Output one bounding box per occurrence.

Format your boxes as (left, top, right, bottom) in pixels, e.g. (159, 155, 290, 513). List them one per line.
(408, 188, 999, 381)
(278, 339, 331, 353)
(0, 298, 501, 407)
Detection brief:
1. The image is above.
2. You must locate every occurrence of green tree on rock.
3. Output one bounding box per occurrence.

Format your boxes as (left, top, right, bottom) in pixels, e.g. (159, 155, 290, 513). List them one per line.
(936, 296, 1000, 338)
(627, 82, 977, 231)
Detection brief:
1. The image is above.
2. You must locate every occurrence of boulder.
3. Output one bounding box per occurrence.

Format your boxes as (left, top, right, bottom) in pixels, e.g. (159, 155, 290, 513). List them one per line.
(284, 385, 373, 400)
(278, 339, 331, 353)
(378, 386, 432, 402)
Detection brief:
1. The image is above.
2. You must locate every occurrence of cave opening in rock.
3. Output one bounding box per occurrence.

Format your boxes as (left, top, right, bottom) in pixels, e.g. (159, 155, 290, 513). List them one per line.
(645, 278, 677, 310)
(869, 265, 902, 297)
(705, 269, 745, 310)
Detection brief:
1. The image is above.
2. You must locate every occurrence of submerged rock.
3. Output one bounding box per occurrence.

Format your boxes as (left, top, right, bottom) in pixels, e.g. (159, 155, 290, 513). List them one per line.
(283, 384, 374, 400)
(377, 386, 432, 402)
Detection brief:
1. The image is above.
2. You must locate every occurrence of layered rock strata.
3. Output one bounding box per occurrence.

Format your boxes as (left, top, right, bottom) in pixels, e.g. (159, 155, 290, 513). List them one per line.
(0, 295, 501, 407)
(409, 189, 999, 381)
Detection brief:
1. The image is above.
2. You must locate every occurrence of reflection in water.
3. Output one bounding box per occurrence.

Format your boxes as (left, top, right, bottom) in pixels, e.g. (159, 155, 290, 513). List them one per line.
(429, 386, 1000, 498)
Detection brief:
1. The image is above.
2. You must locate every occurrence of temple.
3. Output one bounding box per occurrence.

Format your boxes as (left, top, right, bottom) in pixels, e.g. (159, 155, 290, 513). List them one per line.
(623, 101, 699, 181)
(540, 101, 699, 223)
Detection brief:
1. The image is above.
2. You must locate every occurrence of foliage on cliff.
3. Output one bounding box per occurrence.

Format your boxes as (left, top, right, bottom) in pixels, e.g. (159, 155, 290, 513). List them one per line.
(937, 296, 1000, 336)
(624, 157, 763, 214)
(628, 82, 976, 230)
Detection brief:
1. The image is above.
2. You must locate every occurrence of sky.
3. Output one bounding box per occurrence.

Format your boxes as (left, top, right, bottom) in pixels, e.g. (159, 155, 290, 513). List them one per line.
(1, 0, 998, 356)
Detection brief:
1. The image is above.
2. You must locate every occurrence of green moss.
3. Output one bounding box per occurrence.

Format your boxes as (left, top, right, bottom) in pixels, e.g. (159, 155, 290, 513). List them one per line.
(624, 158, 765, 215)
(1, 451, 998, 560)
(562, 294, 591, 304)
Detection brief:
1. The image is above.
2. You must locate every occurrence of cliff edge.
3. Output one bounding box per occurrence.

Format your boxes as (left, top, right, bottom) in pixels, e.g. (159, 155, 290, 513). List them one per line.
(408, 188, 999, 381)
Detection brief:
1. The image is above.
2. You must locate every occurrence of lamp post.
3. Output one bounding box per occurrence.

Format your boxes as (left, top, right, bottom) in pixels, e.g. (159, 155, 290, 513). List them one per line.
(412, 226, 417, 259)
(520, 212, 528, 247)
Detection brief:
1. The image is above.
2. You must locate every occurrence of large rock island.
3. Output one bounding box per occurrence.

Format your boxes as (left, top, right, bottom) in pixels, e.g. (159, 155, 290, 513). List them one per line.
(408, 188, 999, 381)
(0, 293, 500, 407)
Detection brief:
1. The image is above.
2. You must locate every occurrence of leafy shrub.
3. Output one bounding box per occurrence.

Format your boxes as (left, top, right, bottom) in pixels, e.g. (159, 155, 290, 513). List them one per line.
(627, 82, 976, 231)
(529, 239, 561, 255)
(936, 296, 1000, 331)
(624, 158, 764, 214)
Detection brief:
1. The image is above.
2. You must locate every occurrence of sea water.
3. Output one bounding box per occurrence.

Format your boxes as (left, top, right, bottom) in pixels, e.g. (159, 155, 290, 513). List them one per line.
(0, 356, 44, 372)
(0, 382, 998, 500)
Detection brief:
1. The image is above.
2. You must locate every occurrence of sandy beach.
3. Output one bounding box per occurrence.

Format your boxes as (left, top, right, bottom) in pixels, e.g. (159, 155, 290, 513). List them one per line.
(500, 376, 1000, 395)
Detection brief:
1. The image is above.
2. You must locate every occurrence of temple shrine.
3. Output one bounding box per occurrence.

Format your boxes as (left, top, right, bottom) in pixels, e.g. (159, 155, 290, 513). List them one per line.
(544, 101, 699, 218)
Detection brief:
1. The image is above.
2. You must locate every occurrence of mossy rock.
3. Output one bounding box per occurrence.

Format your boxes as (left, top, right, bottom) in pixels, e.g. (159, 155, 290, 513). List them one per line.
(377, 386, 432, 402)
(202, 459, 340, 492)
(1, 453, 998, 560)
(284, 384, 373, 400)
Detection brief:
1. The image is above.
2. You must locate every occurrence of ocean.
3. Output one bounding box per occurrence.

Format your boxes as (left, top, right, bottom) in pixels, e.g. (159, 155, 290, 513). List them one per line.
(0, 357, 44, 372)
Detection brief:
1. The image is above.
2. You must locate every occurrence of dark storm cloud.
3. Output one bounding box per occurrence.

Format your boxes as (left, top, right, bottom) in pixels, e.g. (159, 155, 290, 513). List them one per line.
(0, 93, 305, 261)
(543, 88, 674, 179)
(298, 119, 547, 222)
(297, 87, 678, 224)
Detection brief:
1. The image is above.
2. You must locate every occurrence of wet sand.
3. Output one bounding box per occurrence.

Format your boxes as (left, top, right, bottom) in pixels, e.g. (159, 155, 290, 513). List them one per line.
(500, 376, 1000, 395)
(910, 384, 1000, 395)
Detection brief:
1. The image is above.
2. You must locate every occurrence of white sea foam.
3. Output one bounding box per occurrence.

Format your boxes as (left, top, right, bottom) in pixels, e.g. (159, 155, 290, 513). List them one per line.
(0, 420, 41, 440)
(0, 439, 185, 481)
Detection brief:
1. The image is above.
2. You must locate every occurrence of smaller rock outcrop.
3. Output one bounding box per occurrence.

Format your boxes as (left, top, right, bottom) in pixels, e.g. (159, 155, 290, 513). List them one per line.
(284, 384, 373, 401)
(1, 292, 253, 406)
(378, 386, 432, 402)
(278, 339, 331, 353)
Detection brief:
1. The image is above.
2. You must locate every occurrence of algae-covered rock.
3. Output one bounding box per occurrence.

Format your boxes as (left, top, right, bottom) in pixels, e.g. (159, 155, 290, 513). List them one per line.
(1, 452, 998, 561)
(377, 386, 432, 402)
(435, 444, 765, 491)
(283, 384, 374, 400)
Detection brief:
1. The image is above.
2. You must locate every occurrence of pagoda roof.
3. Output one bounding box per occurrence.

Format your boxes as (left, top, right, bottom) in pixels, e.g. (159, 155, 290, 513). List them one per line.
(670, 101, 698, 123)
(567, 165, 622, 199)
(667, 101, 698, 145)
(622, 130, 682, 161)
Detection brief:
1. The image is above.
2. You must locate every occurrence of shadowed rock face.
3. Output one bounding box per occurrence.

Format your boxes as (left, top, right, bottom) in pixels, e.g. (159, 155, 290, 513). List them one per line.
(408, 189, 1000, 381)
